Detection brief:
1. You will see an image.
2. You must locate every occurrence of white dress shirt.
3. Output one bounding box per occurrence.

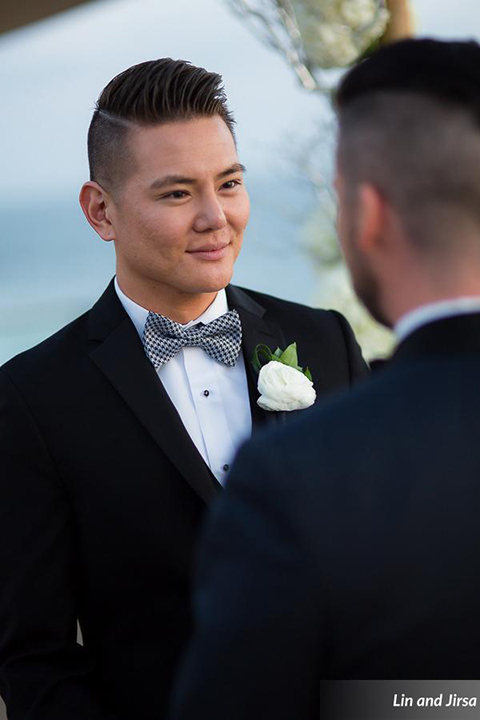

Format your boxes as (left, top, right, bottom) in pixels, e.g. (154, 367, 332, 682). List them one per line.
(395, 297, 480, 342)
(115, 279, 252, 484)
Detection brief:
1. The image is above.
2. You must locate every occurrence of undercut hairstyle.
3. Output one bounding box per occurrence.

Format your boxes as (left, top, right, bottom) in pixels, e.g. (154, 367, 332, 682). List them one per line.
(335, 39, 480, 251)
(87, 58, 236, 193)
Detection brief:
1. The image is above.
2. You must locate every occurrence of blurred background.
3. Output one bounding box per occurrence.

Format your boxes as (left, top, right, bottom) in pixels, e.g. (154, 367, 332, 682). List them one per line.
(1, 1, 480, 716)
(1, 0, 480, 367)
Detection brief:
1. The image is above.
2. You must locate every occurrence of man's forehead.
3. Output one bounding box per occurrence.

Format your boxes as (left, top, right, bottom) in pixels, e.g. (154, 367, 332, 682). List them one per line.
(132, 116, 234, 150)
(128, 117, 239, 177)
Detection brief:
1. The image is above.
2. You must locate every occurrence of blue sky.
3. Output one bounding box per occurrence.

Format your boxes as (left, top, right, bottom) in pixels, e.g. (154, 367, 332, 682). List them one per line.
(1, 0, 480, 202)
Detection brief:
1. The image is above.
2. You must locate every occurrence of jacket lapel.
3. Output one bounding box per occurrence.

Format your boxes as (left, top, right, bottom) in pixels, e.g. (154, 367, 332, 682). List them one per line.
(87, 282, 220, 505)
(226, 285, 287, 431)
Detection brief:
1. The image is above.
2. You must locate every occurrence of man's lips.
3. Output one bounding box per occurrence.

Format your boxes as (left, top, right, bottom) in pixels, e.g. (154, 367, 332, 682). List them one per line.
(187, 243, 230, 261)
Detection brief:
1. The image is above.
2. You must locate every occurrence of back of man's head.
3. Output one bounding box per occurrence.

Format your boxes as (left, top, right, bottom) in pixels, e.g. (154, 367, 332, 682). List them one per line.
(335, 38, 480, 253)
(88, 58, 235, 195)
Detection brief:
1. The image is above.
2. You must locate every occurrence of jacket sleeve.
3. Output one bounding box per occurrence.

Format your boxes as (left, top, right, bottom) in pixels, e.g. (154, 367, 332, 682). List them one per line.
(330, 310, 370, 383)
(169, 436, 324, 720)
(0, 370, 116, 720)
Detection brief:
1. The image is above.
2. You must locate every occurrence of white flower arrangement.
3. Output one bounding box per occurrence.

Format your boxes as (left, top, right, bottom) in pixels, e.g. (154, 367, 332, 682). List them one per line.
(291, 0, 390, 69)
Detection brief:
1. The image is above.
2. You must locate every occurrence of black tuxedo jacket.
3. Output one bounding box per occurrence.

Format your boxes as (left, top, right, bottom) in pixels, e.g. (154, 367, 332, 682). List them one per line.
(170, 313, 480, 720)
(0, 281, 366, 720)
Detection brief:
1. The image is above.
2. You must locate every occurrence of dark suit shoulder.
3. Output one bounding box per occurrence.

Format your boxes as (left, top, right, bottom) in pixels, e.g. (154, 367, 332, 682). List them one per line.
(1, 310, 91, 388)
(235, 285, 340, 325)
(245, 354, 480, 510)
(233, 285, 368, 386)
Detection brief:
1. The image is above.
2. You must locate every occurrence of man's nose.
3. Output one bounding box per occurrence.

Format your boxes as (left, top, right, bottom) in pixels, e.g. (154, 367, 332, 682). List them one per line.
(193, 194, 228, 232)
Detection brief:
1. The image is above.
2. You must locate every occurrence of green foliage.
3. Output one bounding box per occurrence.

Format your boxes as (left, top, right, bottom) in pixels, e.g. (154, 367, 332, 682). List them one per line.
(251, 342, 313, 382)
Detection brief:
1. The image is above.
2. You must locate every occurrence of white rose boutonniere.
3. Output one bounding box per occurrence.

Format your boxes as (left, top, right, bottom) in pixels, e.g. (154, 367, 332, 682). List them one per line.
(252, 343, 316, 412)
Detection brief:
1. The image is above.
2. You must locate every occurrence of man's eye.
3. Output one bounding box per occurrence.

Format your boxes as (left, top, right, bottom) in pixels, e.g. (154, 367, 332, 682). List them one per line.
(163, 190, 188, 200)
(221, 180, 241, 190)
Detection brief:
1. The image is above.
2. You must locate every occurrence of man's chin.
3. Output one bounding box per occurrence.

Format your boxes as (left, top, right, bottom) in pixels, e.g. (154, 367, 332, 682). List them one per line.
(359, 296, 391, 329)
(188, 266, 235, 294)
(354, 281, 391, 329)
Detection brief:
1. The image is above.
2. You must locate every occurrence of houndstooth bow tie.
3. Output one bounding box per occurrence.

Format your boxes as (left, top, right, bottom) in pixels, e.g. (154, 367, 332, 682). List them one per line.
(142, 309, 242, 368)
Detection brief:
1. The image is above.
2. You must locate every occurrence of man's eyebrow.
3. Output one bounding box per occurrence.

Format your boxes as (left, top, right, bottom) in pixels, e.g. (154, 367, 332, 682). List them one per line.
(149, 163, 246, 191)
(149, 175, 195, 190)
(217, 163, 247, 179)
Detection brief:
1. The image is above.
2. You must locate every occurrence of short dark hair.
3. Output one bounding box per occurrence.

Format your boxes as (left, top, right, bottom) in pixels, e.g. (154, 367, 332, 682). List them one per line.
(335, 39, 480, 249)
(88, 58, 236, 193)
(336, 38, 480, 121)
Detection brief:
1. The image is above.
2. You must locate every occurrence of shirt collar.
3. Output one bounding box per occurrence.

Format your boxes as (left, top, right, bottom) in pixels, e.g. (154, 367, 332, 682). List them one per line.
(395, 297, 480, 343)
(114, 277, 229, 340)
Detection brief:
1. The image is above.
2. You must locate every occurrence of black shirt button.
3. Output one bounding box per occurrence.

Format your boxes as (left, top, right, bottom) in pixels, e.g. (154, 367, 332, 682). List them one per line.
(222, 464, 230, 472)
(203, 390, 210, 397)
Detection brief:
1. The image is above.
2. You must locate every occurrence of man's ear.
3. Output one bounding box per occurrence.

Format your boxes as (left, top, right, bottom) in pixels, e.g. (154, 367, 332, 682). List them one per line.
(79, 181, 115, 242)
(356, 182, 387, 255)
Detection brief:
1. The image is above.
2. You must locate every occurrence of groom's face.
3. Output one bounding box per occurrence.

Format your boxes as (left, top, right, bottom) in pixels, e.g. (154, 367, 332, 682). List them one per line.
(106, 115, 250, 302)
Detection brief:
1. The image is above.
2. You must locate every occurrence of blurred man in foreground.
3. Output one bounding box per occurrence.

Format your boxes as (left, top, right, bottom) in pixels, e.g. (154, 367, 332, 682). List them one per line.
(170, 39, 480, 720)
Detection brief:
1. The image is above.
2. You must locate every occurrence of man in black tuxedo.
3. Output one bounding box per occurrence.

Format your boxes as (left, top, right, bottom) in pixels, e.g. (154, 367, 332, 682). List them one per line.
(0, 59, 366, 720)
(169, 39, 480, 720)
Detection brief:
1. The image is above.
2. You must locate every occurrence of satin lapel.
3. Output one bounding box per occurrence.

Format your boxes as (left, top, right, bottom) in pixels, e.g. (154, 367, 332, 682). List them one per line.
(226, 285, 287, 432)
(88, 282, 219, 506)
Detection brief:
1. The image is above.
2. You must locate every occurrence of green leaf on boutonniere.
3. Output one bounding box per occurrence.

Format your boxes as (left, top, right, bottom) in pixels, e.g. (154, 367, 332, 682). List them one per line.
(251, 341, 313, 382)
(251, 343, 273, 374)
(278, 343, 298, 368)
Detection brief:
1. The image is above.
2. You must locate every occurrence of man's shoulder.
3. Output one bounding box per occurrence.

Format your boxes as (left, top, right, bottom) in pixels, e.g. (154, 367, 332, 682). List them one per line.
(244, 368, 374, 447)
(1, 310, 91, 385)
(229, 284, 368, 385)
(233, 284, 331, 317)
(1, 281, 123, 387)
(222, 370, 401, 554)
(235, 356, 449, 500)
(230, 284, 346, 334)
